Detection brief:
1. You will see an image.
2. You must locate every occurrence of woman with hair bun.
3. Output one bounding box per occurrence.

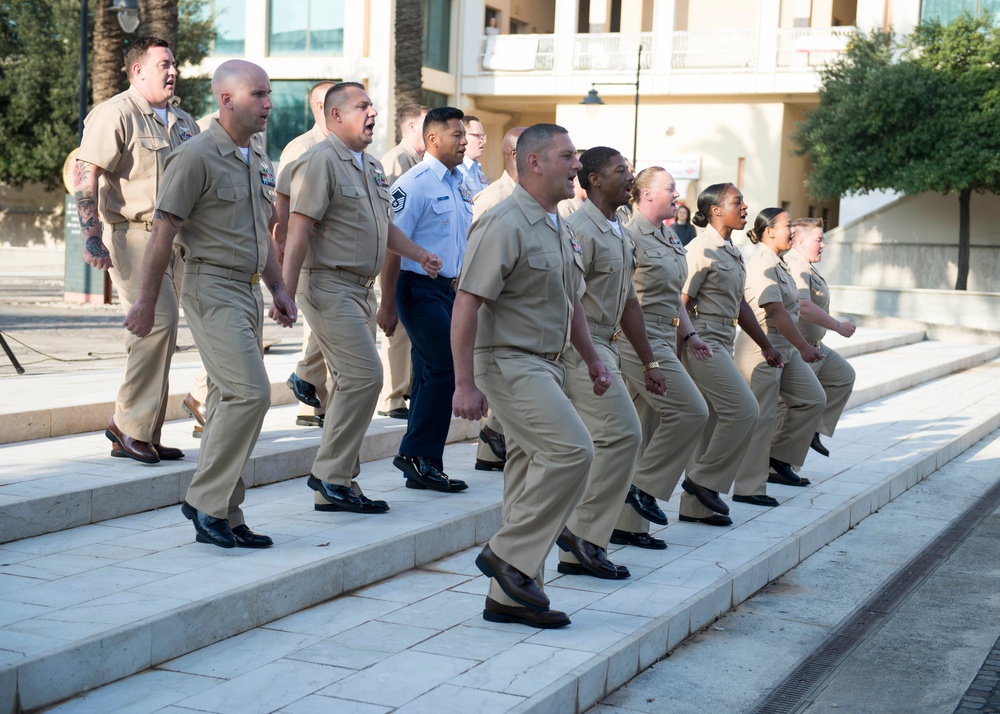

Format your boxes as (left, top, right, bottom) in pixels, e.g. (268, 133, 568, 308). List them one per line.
(678, 183, 783, 526)
(732, 208, 826, 507)
(612, 167, 711, 548)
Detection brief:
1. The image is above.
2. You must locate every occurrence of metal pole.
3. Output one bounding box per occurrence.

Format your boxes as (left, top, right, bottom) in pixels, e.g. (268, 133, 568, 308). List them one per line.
(632, 44, 641, 168)
(79, 0, 87, 141)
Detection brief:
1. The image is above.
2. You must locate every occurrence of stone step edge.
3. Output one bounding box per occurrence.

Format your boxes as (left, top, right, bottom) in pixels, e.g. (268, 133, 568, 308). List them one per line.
(513, 409, 1000, 713)
(3, 339, 991, 545)
(0, 418, 480, 545)
(0, 329, 925, 446)
(12, 369, 1000, 712)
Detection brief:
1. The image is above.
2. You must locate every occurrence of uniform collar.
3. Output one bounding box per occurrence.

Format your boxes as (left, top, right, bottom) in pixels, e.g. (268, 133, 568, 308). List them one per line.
(757, 243, 787, 269)
(127, 84, 173, 124)
(424, 152, 462, 183)
(512, 184, 558, 231)
(324, 131, 369, 170)
(206, 118, 265, 162)
(308, 123, 327, 144)
(400, 139, 421, 161)
(627, 210, 668, 244)
(580, 197, 617, 234)
(462, 155, 481, 171)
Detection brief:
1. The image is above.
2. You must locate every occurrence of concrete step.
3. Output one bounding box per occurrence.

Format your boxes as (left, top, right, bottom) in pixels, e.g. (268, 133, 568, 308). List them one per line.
(3, 353, 1000, 711)
(0, 332, 984, 547)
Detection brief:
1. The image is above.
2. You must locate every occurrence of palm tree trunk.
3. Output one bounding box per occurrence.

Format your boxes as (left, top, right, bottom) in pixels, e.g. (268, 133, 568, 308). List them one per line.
(393, 0, 423, 143)
(142, 0, 178, 49)
(955, 188, 971, 290)
(91, 0, 125, 104)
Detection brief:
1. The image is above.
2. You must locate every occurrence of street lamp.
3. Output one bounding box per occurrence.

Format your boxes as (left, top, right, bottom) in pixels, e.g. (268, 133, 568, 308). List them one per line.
(579, 44, 643, 168)
(78, 0, 141, 139)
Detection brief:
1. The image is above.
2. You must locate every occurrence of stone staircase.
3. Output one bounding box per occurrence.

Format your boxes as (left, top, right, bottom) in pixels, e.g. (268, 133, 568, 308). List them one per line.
(2, 328, 999, 713)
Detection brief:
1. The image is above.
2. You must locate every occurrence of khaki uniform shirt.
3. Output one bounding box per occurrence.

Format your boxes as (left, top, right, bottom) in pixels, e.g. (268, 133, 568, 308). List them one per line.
(683, 224, 746, 321)
(786, 247, 829, 345)
(472, 171, 516, 222)
(156, 119, 275, 274)
(460, 185, 585, 355)
(276, 123, 326, 197)
(565, 199, 637, 330)
(743, 244, 800, 353)
(627, 211, 687, 320)
(78, 85, 199, 224)
(288, 132, 392, 278)
(380, 139, 421, 186)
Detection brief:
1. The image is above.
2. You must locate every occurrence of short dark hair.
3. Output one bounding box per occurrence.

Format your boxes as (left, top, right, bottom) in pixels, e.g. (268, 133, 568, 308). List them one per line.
(124, 37, 170, 78)
(423, 107, 464, 140)
(398, 104, 430, 126)
(747, 207, 788, 245)
(515, 123, 569, 176)
(324, 81, 366, 113)
(692, 182, 736, 228)
(578, 146, 622, 191)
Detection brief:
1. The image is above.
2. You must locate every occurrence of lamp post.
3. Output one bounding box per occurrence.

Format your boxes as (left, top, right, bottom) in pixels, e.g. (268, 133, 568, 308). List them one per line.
(580, 44, 643, 168)
(78, 0, 141, 140)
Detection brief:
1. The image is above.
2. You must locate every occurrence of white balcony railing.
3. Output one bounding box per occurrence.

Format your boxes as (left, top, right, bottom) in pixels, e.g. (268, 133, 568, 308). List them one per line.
(572, 33, 653, 71)
(776, 27, 855, 68)
(479, 34, 555, 71)
(671, 31, 758, 70)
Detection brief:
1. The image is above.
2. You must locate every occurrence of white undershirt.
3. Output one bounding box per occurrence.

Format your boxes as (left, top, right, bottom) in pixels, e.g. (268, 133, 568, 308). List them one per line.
(349, 150, 364, 169)
(606, 217, 622, 238)
(546, 211, 559, 230)
(238, 146, 250, 164)
(151, 106, 169, 125)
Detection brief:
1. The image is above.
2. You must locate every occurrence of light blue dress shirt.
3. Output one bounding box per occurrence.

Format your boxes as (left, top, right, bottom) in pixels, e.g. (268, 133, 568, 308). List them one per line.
(458, 156, 489, 197)
(390, 153, 473, 279)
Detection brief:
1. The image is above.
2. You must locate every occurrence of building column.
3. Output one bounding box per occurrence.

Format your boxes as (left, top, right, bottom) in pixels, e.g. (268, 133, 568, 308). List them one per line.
(650, 0, 675, 80)
(756, 0, 780, 74)
(553, 0, 578, 77)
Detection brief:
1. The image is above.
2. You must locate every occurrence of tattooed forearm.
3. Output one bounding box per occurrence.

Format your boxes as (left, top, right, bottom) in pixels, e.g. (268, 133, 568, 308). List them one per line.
(85, 236, 110, 259)
(153, 209, 185, 228)
(268, 280, 279, 293)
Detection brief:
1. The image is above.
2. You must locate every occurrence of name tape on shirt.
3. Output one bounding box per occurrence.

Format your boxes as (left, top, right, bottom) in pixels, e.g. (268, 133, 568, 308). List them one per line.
(391, 187, 407, 212)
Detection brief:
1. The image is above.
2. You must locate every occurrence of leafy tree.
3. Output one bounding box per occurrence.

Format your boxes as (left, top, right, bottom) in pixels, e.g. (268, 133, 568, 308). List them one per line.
(0, 0, 214, 189)
(795, 13, 1000, 290)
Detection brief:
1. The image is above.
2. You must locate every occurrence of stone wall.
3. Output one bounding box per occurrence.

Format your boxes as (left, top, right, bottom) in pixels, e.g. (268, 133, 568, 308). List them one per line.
(0, 182, 65, 248)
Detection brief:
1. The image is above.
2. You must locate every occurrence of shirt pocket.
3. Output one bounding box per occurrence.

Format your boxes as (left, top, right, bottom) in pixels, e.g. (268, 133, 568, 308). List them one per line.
(525, 250, 558, 297)
(136, 136, 169, 177)
(431, 199, 455, 227)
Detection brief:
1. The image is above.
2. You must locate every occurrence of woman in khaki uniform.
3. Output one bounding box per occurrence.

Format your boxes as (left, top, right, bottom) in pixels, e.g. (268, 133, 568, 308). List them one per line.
(679, 183, 783, 526)
(733, 209, 826, 506)
(613, 168, 711, 548)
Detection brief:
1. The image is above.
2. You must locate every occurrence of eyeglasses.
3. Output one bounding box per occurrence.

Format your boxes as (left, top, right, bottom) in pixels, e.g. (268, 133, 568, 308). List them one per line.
(467, 133, 487, 141)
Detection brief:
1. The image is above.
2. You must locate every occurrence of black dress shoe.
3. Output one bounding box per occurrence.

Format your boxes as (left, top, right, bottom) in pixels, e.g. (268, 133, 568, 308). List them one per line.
(768, 458, 811, 487)
(555, 527, 619, 579)
(231, 524, 273, 548)
(681, 478, 729, 515)
(296, 414, 324, 428)
(307, 475, 390, 513)
(483, 598, 570, 629)
(479, 425, 507, 461)
(733, 494, 779, 507)
(394, 454, 468, 493)
(557, 561, 631, 580)
(286, 373, 321, 408)
(679, 513, 733, 526)
(475, 459, 505, 472)
(378, 407, 409, 419)
(181, 501, 236, 548)
(625, 485, 668, 526)
(475, 544, 549, 611)
(111, 442, 185, 461)
(610, 529, 667, 550)
(811, 432, 830, 457)
(105, 419, 160, 464)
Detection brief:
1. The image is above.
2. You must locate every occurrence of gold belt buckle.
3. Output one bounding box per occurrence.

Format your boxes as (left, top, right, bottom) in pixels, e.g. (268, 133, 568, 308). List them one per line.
(611, 329, 622, 343)
(671, 317, 680, 327)
(364, 277, 376, 288)
(730, 317, 738, 326)
(250, 273, 261, 285)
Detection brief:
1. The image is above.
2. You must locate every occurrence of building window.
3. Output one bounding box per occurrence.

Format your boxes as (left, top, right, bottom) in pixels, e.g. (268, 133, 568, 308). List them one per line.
(420, 90, 449, 108)
(423, 0, 451, 71)
(202, 0, 245, 55)
(920, 0, 1000, 23)
(270, 0, 345, 55)
(267, 80, 326, 157)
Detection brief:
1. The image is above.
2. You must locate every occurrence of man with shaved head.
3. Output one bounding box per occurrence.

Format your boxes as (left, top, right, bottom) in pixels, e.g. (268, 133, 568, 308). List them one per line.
(124, 60, 296, 549)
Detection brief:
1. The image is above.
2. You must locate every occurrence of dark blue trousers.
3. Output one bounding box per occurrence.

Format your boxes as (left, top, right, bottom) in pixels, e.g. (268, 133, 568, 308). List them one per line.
(395, 271, 455, 466)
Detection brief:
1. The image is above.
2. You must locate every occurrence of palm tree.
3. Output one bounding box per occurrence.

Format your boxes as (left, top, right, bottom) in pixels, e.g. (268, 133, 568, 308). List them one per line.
(393, 0, 423, 143)
(143, 0, 178, 49)
(91, 0, 126, 104)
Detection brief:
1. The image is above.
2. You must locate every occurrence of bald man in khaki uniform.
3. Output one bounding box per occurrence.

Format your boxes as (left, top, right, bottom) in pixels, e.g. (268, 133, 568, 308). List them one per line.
(376, 104, 428, 420)
(125, 60, 297, 549)
(75, 36, 199, 463)
(774, 218, 856, 458)
(283, 83, 442, 514)
(273, 81, 336, 428)
(558, 147, 664, 580)
(453, 124, 612, 628)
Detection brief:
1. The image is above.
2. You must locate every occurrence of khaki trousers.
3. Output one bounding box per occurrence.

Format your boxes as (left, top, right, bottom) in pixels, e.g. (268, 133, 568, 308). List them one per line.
(808, 342, 855, 437)
(476, 412, 505, 466)
(106, 225, 182, 444)
(379, 323, 412, 412)
(616, 321, 709, 532)
(734, 338, 826, 496)
(189, 370, 209, 404)
(478, 350, 593, 607)
(560, 341, 641, 563)
(181, 272, 270, 526)
(300, 272, 383, 488)
(680, 318, 759, 519)
(295, 320, 332, 418)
